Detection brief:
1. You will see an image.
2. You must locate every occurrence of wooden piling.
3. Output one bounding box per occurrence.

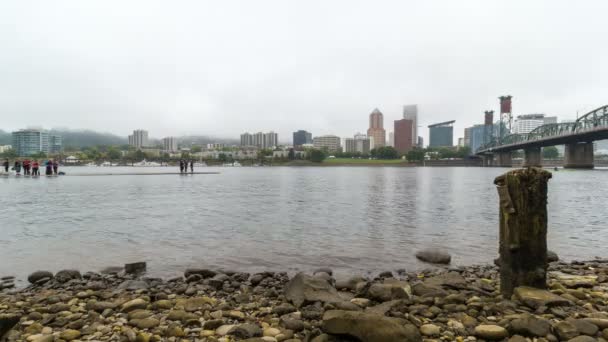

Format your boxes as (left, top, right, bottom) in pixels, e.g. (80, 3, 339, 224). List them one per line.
(494, 167, 552, 298)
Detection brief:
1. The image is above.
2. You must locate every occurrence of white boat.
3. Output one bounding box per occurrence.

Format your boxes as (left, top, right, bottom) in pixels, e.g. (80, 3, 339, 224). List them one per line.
(233, 161, 242, 167)
(85, 162, 97, 167)
(101, 161, 113, 167)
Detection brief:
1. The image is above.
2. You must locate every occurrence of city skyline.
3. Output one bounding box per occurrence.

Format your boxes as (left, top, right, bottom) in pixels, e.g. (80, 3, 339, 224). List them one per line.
(1, 1, 606, 145)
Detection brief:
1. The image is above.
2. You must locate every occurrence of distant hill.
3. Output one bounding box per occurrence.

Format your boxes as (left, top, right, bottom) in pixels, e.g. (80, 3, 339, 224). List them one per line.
(49, 129, 127, 149)
(178, 135, 239, 146)
(0, 130, 10, 145)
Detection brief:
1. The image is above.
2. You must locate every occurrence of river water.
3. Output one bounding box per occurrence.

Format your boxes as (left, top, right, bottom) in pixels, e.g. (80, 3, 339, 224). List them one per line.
(1, 166, 606, 283)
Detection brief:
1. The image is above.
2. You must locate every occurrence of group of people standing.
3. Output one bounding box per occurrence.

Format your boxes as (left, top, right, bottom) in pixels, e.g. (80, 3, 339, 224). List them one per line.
(2, 159, 59, 176)
(180, 159, 194, 173)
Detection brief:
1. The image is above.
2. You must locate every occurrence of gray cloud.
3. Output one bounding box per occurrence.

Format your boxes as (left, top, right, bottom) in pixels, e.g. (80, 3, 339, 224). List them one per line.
(1, 0, 607, 144)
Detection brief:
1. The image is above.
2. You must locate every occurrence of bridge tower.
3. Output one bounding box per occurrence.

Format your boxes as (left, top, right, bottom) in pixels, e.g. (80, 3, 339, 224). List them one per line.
(499, 96, 513, 140)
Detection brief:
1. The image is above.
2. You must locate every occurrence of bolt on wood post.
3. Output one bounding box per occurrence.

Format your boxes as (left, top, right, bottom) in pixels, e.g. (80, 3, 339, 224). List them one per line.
(494, 167, 552, 298)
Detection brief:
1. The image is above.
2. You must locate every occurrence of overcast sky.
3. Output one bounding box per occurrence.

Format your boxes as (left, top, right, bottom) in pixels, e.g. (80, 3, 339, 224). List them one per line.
(1, 1, 607, 144)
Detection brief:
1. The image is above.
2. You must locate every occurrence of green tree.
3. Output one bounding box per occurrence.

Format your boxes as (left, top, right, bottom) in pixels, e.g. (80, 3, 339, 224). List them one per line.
(288, 148, 295, 160)
(135, 150, 147, 161)
(309, 149, 326, 163)
(218, 153, 228, 162)
(543, 146, 559, 159)
(1, 148, 17, 159)
(191, 146, 202, 153)
(406, 148, 425, 162)
(107, 147, 121, 161)
(371, 146, 399, 159)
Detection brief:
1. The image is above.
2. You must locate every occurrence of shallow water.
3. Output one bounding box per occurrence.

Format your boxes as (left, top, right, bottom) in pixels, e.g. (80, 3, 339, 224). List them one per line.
(1, 166, 607, 283)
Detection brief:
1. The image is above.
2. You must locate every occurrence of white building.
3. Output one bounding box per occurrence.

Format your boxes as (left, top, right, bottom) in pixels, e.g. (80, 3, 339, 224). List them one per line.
(129, 130, 149, 149)
(162, 137, 178, 152)
(512, 114, 558, 134)
(344, 133, 371, 154)
(240, 131, 278, 149)
(313, 135, 341, 153)
(0, 145, 12, 153)
(387, 132, 394, 147)
(403, 104, 418, 146)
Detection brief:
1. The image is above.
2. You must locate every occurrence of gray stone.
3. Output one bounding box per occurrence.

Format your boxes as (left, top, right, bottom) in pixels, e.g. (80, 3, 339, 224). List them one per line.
(273, 303, 296, 316)
(415, 248, 451, 264)
(314, 268, 333, 276)
(125, 262, 147, 275)
(281, 318, 304, 332)
(284, 273, 343, 308)
(513, 286, 572, 309)
(185, 268, 216, 279)
(117, 280, 149, 290)
(420, 324, 441, 336)
(229, 323, 263, 338)
(567, 336, 597, 342)
(335, 276, 366, 291)
(367, 283, 409, 302)
(569, 319, 599, 336)
(411, 282, 447, 297)
(547, 250, 559, 262)
(100, 266, 123, 274)
(122, 298, 148, 312)
(55, 269, 81, 283)
(322, 310, 422, 342)
(554, 321, 580, 340)
(27, 271, 53, 284)
(510, 314, 551, 337)
(425, 272, 467, 289)
(474, 324, 509, 340)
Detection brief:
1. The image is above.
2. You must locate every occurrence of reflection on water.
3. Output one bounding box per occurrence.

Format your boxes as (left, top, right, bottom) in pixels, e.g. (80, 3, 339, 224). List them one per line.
(1, 166, 607, 280)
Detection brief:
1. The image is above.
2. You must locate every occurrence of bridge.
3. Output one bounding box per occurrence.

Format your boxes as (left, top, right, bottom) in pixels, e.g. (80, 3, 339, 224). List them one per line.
(476, 105, 608, 168)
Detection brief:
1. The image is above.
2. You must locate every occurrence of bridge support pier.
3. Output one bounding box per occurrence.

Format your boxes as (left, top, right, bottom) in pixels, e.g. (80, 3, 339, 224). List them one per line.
(523, 147, 542, 167)
(564, 142, 594, 169)
(495, 152, 512, 167)
(482, 155, 494, 167)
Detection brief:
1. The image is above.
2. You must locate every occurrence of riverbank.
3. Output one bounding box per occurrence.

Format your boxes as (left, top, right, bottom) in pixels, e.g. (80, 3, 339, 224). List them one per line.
(2, 258, 608, 342)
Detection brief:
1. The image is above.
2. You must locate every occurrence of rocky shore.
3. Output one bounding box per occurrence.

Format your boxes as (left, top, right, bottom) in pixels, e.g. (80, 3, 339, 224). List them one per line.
(2, 257, 608, 342)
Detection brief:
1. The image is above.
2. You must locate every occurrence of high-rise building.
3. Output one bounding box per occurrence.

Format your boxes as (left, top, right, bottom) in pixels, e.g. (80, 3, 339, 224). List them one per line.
(464, 127, 472, 147)
(293, 130, 312, 147)
(367, 108, 386, 149)
(388, 132, 395, 147)
(162, 137, 178, 152)
(240, 131, 277, 149)
(344, 133, 371, 154)
(313, 135, 341, 153)
(428, 121, 455, 147)
(128, 129, 149, 149)
(403, 104, 418, 146)
(394, 119, 414, 155)
(417, 136, 423, 148)
(12, 129, 61, 156)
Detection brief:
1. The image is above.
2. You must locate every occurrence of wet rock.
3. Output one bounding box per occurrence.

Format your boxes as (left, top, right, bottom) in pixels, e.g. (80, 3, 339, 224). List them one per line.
(420, 324, 441, 336)
(229, 323, 263, 338)
(166, 323, 185, 337)
(510, 314, 551, 337)
(567, 336, 597, 342)
(547, 250, 559, 262)
(204, 319, 225, 330)
(273, 303, 297, 316)
(284, 273, 343, 308)
(27, 271, 53, 284)
(415, 248, 451, 264)
(125, 261, 147, 275)
(185, 268, 217, 279)
(281, 318, 304, 332)
(322, 310, 422, 342)
(583, 318, 608, 329)
(513, 286, 572, 309)
(117, 279, 149, 290)
(314, 268, 333, 276)
(216, 324, 236, 336)
(54, 269, 81, 283)
(59, 329, 81, 341)
(551, 272, 597, 288)
(474, 324, 509, 340)
(335, 276, 366, 291)
(424, 272, 467, 289)
(411, 282, 447, 297)
(0, 314, 20, 339)
(508, 336, 528, 342)
(568, 319, 599, 336)
(130, 317, 160, 329)
(554, 321, 579, 340)
(177, 296, 215, 312)
(122, 298, 148, 312)
(367, 283, 409, 302)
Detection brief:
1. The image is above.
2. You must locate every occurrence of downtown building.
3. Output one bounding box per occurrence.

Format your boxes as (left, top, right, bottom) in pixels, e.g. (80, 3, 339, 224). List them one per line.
(12, 129, 62, 156)
(394, 119, 414, 155)
(162, 137, 178, 152)
(403, 104, 419, 147)
(344, 133, 371, 154)
(128, 129, 149, 149)
(293, 130, 312, 147)
(313, 135, 341, 153)
(240, 131, 278, 149)
(512, 114, 558, 134)
(367, 108, 386, 149)
(428, 121, 455, 147)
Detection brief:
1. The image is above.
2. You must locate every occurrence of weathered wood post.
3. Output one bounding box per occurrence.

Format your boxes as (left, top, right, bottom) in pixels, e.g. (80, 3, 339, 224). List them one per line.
(494, 167, 552, 298)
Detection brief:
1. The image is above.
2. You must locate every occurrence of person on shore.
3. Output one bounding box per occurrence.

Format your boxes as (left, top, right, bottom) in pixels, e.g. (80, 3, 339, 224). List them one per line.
(32, 160, 39, 176)
(190, 160, 194, 173)
(53, 160, 59, 175)
(23, 159, 30, 175)
(179, 159, 184, 173)
(14, 160, 21, 175)
(3, 159, 8, 173)
(45, 160, 53, 176)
